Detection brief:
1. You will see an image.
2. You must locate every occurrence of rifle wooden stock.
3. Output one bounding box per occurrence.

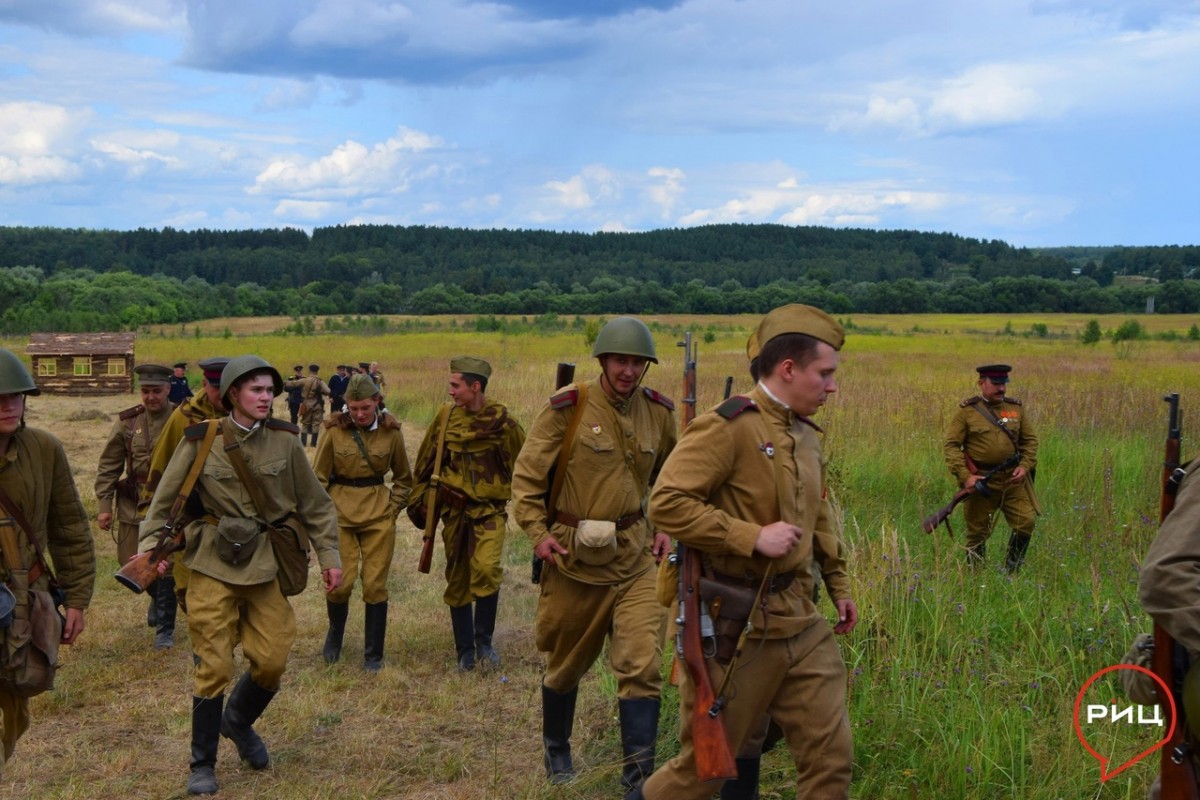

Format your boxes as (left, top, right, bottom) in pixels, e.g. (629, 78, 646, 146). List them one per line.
(1154, 392, 1199, 800)
(921, 487, 972, 534)
(678, 332, 697, 429)
(679, 546, 737, 782)
(922, 454, 1019, 535)
(417, 484, 438, 575)
(532, 362, 577, 584)
(114, 526, 184, 593)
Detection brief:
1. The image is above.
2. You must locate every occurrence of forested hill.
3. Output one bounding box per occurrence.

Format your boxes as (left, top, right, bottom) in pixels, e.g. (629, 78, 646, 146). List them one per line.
(1, 224, 1197, 333)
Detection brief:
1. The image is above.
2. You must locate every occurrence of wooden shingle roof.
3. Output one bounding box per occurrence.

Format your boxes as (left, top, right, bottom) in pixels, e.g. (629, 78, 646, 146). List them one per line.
(26, 332, 136, 356)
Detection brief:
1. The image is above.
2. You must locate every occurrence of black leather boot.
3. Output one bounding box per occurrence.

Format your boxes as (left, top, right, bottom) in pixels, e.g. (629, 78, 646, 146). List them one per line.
(618, 697, 660, 790)
(450, 604, 475, 671)
(473, 590, 500, 669)
(220, 673, 275, 770)
(542, 682, 577, 784)
(363, 601, 388, 673)
(155, 574, 177, 650)
(146, 579, 158, 627)
(309, 430, 318, 448)
(300, 432, 308, 447)
(720, 757, 762, 799)
(188, 695, 222, 795)
(323, 600, 348, 664)
(1005, 533, 1031, 573)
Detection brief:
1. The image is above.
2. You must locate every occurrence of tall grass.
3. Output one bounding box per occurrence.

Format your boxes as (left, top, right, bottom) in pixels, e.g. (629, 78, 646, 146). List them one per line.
(2, 314, 1199, 798)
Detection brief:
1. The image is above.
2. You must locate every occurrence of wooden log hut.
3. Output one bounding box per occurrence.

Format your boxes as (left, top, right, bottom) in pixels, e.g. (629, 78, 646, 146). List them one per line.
(26, 332, 137, 395)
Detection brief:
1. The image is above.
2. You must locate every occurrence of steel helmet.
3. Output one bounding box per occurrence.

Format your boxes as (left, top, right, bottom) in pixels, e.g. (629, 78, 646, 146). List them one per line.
(591, 317, 657, 363)
(219, 355, 284, 399)
(0, 348, 39, 396)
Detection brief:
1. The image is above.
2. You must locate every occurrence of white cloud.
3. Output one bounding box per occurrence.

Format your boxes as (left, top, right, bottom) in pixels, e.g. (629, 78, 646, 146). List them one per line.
(541, 165, 620, 212)
(646, 166, 685, 219)
(0, 154, 81, 185)
(274, 198, 336, 219)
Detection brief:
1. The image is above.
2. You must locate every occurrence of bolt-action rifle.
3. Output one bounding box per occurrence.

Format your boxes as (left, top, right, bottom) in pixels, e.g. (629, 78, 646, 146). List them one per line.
(921, 452, 1021, 535)
(1152, 392, 1199, 800)
(531, 362, 576, 585)
(678, 332, 698, 429)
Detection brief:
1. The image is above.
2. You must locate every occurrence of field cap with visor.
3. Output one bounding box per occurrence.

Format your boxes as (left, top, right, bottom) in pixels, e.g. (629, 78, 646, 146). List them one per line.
(976, 364, 1012, 384)
(198, 357, 232, 385)
(134, 363, 172, 386)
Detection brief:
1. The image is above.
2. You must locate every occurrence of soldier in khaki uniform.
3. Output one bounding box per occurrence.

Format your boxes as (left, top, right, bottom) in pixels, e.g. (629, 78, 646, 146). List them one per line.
(512, 318, 677, 790)
(942, 364, 1040, 571)
(95, 363, 175, 647)
(284, 364, 331, 447)
(0, 348, 96, 775)
(1140, 463, 1200, 800)
(140, 356, 231, 638)
(140, 355, 342, 796)
(314, 373, 412, 671)
(408, 357, 526, 672)
(630, 304, 857, 800)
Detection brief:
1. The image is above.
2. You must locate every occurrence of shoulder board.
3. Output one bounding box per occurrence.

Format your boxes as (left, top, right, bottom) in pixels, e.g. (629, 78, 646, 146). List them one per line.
(183, 420, 215, 442)
(118, 404, 145, 421)
(642, 387, 675, 411)
(1002, 397, 1022, 406)
(959, 395, 983, 408)
(716, 396, 758, 420)
(549, 387, 579, 410)
(266, 418, 300, 434)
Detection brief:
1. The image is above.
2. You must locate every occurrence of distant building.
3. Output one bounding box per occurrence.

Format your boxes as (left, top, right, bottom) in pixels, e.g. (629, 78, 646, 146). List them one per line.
(26, 332, 137, 395)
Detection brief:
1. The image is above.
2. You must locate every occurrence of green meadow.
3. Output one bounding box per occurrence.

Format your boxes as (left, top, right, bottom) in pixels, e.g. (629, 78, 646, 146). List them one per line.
(3, 312, 1199, 799)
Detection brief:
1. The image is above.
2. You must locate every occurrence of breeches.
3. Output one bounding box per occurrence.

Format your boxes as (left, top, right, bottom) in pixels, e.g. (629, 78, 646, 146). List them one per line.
(962, 481, 1036, 546)
(534, 565, 665, 699)
(187, 571, 296, 698)
(328, 518, 396, 604)
(442, 509, 505, 607)
(642, 620, 852, 800)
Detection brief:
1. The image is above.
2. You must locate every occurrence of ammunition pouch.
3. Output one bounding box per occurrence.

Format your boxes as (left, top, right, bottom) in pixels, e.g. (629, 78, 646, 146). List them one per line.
(698, 577, 758, 664)
(438, 484, 472, 512)
(215, 517, 262, 566)
(0, 569, 64, 698)
(573, 519, 618, 566)
(268, 516, 310, 597)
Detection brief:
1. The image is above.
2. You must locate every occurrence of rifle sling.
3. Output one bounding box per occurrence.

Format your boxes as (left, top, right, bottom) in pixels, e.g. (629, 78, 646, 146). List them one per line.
(0, 484, 55, 585)
(220, 418, 275, 521)
(547, 383, 590, 523)
(348, 426, 383, 479)
(423, 403, 453, 537)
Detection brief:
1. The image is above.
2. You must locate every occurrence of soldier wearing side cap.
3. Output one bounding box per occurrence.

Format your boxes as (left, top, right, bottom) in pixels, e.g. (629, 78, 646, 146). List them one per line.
(95, 363, 176, 647)
(630, 304, 857, 800)
(512, 319, 677, 790)
(284, 364, 331, 448)
(409, 357, 525, 673)
(139, 356, 232, 640)
(315, 373, 412, 671)
(942, 363, 1040, 571)
(0, 348, 95, 776)
(169, 362, 194, 405)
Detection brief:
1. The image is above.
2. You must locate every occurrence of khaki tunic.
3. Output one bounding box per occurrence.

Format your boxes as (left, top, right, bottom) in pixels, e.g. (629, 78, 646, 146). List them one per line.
(1141, 464, 1200, 654)
(314, 411, 412, 604)
(284, 376, 331, 432)
(411, 400, 525, 606)
(94, 402, 173, 564)
(942, 396, 1040, 546)
(640, 385, 852, 799)
(140, 418, 340, 696)
(1, 427, 96, 767)
(512, 379, 676, 696)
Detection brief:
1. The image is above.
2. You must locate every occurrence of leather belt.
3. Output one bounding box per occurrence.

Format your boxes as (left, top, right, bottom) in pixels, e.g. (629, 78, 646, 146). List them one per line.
(329, 475, 385, 488)
(709, 569, 797, 594)
(555, 509, 644, 531)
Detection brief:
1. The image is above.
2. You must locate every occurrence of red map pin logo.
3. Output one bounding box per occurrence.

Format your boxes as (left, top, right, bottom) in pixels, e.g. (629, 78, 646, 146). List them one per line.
(1074, 664, 1176, 781)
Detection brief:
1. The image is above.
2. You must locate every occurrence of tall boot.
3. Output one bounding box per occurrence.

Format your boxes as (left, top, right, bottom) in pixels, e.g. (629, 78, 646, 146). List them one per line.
(323, 600, 348, 664)
(1005, 533, 1031, 574)
(473, 590, 500, 669)
(966, 540, 986, 566)
(450, 604, 475, 672)
(154, 574, 178, 649)
(720, 757, 762, 800)
(363, 601, 388, 673)
(300, 432, 308, 447)
(542, 682, 577, 784)
(146, 579, 159, 627)
(188, 695, 223, 795)
(618, 697, 660, 790)
(220, 673, 275, 770)
(309, 430, 318, 448)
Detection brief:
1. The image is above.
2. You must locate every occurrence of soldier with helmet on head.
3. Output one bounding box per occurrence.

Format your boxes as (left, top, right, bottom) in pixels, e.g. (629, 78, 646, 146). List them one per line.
(408, 357, 525, 673)
(139, 355, 342, 796)
(512, 317, 677, 790)
(942, 363, 1040, 571)
(95, 363, 176, 648)
(314, 372, 412, 672)
(0, 348, 96, 775)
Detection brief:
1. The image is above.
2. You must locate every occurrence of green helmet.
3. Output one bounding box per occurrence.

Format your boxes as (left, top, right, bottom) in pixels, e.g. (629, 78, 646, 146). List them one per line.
(0, 348, 39, 396)
(219, 355, 283, 399)
(591, 317, 657, 363)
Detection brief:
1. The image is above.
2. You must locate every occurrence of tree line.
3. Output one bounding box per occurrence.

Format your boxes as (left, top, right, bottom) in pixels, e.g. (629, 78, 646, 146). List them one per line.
(0, 224, 1197, 333)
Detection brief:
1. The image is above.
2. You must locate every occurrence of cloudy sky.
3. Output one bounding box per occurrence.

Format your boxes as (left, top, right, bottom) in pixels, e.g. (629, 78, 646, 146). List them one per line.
(1, 0, 1197, 246)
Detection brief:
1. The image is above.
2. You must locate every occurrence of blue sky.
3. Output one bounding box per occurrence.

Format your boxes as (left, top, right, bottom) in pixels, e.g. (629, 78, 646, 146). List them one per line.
(0, 0, 1197, 246)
